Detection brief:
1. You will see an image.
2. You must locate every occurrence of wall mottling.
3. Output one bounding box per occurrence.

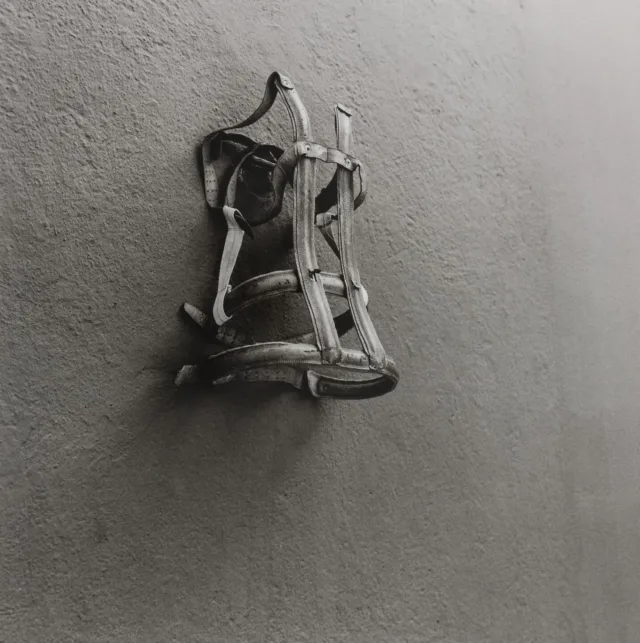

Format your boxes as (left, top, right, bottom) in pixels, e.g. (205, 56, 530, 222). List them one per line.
(1, 1, 639, 641)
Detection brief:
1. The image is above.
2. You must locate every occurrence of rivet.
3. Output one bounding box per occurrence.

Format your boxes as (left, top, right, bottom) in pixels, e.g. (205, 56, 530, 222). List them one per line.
(280, 76, 294, 89)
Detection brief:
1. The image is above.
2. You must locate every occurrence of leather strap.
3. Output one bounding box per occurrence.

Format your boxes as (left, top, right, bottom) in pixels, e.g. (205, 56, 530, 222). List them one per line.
(212, 205, 246, 325)
(196, 343, 399, 400)
(334, 104, 387, 370)
(224, 270, 369, 316)
(202, 72, 289, 147)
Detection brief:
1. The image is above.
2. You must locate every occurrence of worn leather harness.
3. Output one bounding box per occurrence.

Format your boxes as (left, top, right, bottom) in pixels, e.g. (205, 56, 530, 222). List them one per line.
(176, 72, 399, 399)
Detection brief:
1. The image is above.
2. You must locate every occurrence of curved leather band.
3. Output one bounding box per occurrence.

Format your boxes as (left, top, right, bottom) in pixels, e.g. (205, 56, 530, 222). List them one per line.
(197, 343, 399, 400)
(223, 270, 369, 345)
(224, 270, 368, 316)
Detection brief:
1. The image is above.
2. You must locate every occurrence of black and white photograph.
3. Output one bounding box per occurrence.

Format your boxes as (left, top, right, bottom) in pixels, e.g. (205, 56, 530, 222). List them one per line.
(1, 1, 638, 641)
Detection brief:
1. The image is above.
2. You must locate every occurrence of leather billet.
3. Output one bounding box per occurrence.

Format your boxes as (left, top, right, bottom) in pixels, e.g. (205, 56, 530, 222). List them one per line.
(176, 73, 398, 399)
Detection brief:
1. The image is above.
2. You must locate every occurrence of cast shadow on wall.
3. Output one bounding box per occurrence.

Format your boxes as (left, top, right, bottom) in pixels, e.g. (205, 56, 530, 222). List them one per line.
(125, 141, 326, 433)
(95, 151, 328, 624)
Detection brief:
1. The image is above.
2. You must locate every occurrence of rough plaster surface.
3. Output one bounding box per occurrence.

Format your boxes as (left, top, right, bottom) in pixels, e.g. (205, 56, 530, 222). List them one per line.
(1, 0, 639, 641)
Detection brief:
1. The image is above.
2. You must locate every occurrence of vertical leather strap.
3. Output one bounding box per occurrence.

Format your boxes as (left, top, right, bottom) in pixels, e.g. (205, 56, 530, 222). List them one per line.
(277, 80, 341, 364)
(211, 143, 259, 325)
(213, 205, 245, 325)
(334, 104, 386, 369)
(291, 157, 341, 363)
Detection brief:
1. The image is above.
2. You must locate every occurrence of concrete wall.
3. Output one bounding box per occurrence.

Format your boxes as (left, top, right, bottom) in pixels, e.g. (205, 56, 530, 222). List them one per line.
(2, 1, 639, 641)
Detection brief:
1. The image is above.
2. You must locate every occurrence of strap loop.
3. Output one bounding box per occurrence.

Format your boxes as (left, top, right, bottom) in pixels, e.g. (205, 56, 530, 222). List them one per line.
(212, 206, 245, 325)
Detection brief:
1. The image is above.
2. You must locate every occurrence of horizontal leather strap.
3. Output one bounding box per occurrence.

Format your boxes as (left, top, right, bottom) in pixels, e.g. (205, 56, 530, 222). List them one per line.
(315, 162, 367, 215)
(212, 365, 395, 399)
(297, 142, 357, 170)
(224, 269, 369, 316)
(193, 342, 399, 400)
(181, 298, 356, 348)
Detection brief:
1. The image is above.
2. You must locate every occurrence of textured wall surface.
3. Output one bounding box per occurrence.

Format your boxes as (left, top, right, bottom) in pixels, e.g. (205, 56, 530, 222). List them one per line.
(2, 1, 639, 641)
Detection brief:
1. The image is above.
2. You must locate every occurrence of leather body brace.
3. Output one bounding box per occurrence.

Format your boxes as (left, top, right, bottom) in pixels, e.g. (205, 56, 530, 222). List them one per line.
(176, 72, 399, 399)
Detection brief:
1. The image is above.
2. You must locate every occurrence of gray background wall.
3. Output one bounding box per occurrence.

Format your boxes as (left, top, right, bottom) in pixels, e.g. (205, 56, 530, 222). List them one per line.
(1, 1, 639, 641)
